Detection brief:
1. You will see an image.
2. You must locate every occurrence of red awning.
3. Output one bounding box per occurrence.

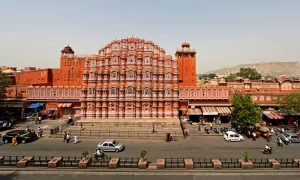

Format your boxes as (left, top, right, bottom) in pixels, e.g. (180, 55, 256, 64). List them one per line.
(263, 111, 284, 120)
(57, 103, 72, 108)
(188, 108, 202, 115)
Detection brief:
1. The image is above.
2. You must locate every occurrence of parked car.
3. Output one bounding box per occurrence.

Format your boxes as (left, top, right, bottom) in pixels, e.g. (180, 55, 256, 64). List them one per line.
(224, 131, 244, 142)
(0, 120, 13, 131)
(2, 130, 38, 144)
(280, 133, 300, 143)
(97, 140, 125, 152)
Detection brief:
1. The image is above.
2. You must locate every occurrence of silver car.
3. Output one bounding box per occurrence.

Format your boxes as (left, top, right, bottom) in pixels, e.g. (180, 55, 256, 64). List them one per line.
(97, 140, 125, 152)
(280, 133, 300, 143)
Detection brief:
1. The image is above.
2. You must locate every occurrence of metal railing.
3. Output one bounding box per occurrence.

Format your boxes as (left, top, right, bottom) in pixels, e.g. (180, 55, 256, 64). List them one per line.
(53, 130, 178, 138)
(117, 157, 139, 168)
(165, 158, 185, 168)
(27, 156, 54, 167)
(89, 158, 111, 168)
(0, 156, 24, 166)
(193, 158, 213, 168)
(219, 158, 241, 168)
(57, 156, 82, 167)
(250, 158, 272, 168)
(276, 158, 298, 168)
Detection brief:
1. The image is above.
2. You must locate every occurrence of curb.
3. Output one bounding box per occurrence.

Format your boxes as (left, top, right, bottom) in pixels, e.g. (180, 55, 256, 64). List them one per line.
(0, 167, 300, 173)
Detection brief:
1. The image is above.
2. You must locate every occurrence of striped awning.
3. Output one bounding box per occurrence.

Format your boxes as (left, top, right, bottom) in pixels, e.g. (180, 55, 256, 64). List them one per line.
(216, 107, 232, 116)
(188, 108, 202, 115)
(57, 103, 72, 108)
(262, 111, 284, 120)
(201, 107, 218, 115)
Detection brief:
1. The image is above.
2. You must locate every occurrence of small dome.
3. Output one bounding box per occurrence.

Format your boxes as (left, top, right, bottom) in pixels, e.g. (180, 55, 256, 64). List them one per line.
(182, 41, 190, 47)
(61, 45, 74, 54)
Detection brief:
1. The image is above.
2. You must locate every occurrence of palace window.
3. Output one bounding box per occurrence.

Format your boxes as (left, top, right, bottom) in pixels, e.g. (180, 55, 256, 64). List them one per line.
(260, 96, 264, 100)
(47, 90, 51, 97)
(127, 55, 135, 64)
(144, 56, 151, 65)
(112, 56, 119, 64)
(40, 90, 45, 97)
(165, 89, 171, 95)
(126, 71, 135, 79)
(202, 90, 205, 96)
(53, 90, 57, 97)
(65, 90, 69, 97)
(165, 73, 172, 80)
(70, 90, 75, 97)
(110, 88, 117, 95)
(144, 72, 151, 80)
(252, 96, 257, 100)
(88, 88, 94, 95)
(191, 91, 194, 96)
(126, 87, 134, 94)
(266, 96, 271, 101)
(144, 88, 151, 95)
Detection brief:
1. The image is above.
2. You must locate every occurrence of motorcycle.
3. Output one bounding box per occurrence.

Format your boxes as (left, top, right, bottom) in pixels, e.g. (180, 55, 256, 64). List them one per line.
(262, 148, 274, 154)
(214, 128, 220, 134)
(205, 127, 210, 134)
(94, 153, 108, 161)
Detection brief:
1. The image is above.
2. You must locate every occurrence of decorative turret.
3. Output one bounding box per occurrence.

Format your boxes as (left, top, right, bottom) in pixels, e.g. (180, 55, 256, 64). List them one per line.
(181, 41, 190, 48)
(61, 45, 75, 54)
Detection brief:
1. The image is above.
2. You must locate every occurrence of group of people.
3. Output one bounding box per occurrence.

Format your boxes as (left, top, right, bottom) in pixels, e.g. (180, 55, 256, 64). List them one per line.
(63, 132, 78, 144)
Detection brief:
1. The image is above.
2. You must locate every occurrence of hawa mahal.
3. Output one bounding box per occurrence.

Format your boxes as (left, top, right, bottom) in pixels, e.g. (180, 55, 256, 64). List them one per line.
(1, 36, 300, 122)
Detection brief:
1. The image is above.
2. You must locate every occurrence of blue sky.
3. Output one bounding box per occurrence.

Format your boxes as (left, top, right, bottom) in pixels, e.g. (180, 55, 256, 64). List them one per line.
(0, 0, 299, 73)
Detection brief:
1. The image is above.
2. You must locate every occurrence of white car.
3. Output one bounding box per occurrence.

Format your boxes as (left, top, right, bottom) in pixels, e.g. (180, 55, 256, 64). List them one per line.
(224, 131, 244, 142)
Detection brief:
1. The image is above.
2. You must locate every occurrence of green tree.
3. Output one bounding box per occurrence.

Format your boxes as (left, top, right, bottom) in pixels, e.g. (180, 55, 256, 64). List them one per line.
(278, 93, 300, 115)
(0, 70, 11, 102)
(225, 73, 236, 81)
(232, 94, 261, 127)
(236, 67, 262, 80)
(199, 73, 216, 80)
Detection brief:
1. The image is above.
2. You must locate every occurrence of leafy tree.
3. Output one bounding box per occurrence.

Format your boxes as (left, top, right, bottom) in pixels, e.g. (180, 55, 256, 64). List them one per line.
(232, 94, 261, 127)
(278, 93, 300, 115)
(0, 70, 11, 102)
(199, 73, 216, 80)
(236, 67, 262, 80)
(225, 73, 236, 81)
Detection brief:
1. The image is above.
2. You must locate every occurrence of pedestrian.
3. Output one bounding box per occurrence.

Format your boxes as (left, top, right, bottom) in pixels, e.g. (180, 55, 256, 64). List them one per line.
(63, 132, 67, 142)
(66, 133, 70, 143)
(74, 134, 78, 144)
(210, 123, 212, 130)
(152, 124, 155, 133)
(247, 130, 251, 138)
(80, 122, 83, 130)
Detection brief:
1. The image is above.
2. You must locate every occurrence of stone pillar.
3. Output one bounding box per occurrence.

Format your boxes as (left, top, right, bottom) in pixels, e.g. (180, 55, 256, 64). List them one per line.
(17, 157, 33, 168)
(212, 159, 222, 169)
(108, 158, 119, 169)
(184, 159, 193, 169)
(293, 159, 300, 168)
(268, 159, 281, 169)
(78, 158, 91, 169)
(238, 159, 253, 169)
(138, 159, 148, 169)
(156, 159, 165, 169)
(48, 157, 62, 168)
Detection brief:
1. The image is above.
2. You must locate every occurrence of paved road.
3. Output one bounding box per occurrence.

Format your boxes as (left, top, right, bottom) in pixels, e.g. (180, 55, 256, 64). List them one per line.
(1, 171, 300, 180)
(0, 135, 299, 160)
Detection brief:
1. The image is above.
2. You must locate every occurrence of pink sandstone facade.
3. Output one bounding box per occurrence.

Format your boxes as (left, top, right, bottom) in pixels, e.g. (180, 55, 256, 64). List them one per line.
(80, 37, 179, 119)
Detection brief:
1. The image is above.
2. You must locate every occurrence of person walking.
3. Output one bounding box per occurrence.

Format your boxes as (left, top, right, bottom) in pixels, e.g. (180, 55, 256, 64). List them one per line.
(74, 134, 78, 144)
(63, 132, 67, 142)
(66, 133, 70, 143)
(152, 124, 155, 133)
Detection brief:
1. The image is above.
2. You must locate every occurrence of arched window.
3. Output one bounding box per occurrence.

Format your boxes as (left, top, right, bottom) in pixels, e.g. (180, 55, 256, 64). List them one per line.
(127, 71, 135, 79)
(144, 72, 151, 79)
(112, 56, 118, 64)
(165, 89, 171, 95)
(110, 88, 116, 95)
(127, 87, 133, 94)
(127, 55, 135, 64)
(144, 56, 151, 64)
(144, 88, 151, 94)
(111, 71, 117, 79)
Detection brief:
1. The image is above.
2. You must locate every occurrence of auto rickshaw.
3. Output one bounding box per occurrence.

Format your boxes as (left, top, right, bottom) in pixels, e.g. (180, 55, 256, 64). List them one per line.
(165, 132, 173, 142)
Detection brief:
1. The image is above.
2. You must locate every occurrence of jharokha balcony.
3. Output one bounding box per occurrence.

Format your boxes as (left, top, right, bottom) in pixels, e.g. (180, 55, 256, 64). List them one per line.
(27, 86, 81, 100)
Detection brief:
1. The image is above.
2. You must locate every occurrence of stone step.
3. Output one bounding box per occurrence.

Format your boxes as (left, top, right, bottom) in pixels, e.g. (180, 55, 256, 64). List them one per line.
(147, 163, 157, 170)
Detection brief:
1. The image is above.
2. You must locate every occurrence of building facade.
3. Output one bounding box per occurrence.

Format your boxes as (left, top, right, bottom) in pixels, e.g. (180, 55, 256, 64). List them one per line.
(80, 37, 179, 118)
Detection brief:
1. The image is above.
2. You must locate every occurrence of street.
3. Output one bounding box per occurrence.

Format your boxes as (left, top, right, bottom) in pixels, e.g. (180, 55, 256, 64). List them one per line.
(1, 170, 300, 180)
(0, 135, 299, 161)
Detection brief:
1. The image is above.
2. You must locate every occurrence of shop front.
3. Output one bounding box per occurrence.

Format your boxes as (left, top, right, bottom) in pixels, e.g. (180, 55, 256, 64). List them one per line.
(0, 101, 24, 119)
(187, 107, 202, 122)
(201, 107, 219, 122)
(215, 107, 232, 123)
(58, 103, 73, 117)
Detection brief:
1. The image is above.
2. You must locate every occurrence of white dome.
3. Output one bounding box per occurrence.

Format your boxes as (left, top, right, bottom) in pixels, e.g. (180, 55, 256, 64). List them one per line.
(2, 69, 16, 74)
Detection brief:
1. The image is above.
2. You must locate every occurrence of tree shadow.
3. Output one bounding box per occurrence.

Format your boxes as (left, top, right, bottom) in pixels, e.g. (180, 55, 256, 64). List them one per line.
(0, 171, 19, 180)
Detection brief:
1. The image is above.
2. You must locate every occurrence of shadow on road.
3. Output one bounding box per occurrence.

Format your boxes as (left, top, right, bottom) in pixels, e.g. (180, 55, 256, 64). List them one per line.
(0, 172, 19, 180)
